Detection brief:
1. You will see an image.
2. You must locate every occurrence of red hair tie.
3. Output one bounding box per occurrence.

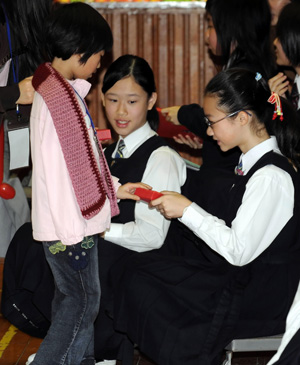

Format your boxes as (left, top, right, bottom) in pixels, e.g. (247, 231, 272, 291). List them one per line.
(267, 92, 284, 121)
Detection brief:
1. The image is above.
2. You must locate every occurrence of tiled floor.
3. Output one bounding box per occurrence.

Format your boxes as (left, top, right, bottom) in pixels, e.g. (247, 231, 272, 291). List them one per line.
(0, 257, 276, 364)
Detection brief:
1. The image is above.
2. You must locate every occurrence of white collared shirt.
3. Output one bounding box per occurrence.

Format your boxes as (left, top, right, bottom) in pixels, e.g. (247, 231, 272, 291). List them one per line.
(179, 137, 294, 266)
(105, 122, 187, 252)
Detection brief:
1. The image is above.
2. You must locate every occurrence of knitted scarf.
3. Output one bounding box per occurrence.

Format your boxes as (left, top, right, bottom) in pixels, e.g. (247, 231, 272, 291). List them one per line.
(32, 62, 119, 219)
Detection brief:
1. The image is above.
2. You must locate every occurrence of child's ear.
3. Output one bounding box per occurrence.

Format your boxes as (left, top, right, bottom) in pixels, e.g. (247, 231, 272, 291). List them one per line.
(148, 92, 157, 110)
(239, 110, 251, 126)
(100, 92, 105, 107)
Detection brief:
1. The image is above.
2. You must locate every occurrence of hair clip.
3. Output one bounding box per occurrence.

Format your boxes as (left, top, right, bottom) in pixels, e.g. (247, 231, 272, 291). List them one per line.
(267, 92, 284, 121)
(255, 72, 262, 82)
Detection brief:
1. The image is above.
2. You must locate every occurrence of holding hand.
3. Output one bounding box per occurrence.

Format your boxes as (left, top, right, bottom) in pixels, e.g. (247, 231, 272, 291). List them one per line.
(150, 191, 192, 219)
(173, 133, 203, 149)
(16, 76, 34, 104)
(117, 182, 152, 201)
(268, 72, 289, 97)
(161, 106, 181, 125)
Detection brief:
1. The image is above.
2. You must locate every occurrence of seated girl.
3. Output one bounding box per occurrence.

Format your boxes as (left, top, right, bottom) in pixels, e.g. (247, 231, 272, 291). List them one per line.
(94, 54, 186, 364)
(110, 68, 300, 365)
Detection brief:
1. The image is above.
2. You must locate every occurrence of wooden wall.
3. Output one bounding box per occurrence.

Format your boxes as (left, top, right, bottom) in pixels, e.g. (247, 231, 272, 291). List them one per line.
(87, 3, 217, 131)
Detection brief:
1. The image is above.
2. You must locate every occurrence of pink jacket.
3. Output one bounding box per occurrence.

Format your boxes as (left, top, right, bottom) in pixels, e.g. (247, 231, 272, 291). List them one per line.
(30, 78, 120, 245)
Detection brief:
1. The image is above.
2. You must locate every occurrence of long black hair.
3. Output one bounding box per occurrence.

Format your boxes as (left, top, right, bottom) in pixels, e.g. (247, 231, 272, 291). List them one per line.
(205, 68, 300, 169)
(276, 1, 300, 68)
(102, 54, 159, 131)
(0, 0, 53, 78)
(206, 0, 276, 79)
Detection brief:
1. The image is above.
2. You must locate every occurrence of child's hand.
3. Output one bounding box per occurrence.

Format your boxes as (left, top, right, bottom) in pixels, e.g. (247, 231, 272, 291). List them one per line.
(173, 134, 203, 149)
(149, 191, 192, 219)
(268, 73, 289, 97)
(161, 106, 181, 125)
(117, 182, 152, 201)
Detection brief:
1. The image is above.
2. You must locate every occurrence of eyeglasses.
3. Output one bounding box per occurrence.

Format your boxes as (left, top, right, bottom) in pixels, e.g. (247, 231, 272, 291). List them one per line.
(204, 110, 252, 128)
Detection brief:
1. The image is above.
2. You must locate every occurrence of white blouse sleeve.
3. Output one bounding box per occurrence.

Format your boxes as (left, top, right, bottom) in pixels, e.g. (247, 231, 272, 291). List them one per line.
(179, 165, 294, 266)
(105, 146, 187, 252)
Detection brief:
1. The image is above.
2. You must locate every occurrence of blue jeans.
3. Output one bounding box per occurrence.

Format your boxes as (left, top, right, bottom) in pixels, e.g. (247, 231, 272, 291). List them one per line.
(32, 235, 100, 365)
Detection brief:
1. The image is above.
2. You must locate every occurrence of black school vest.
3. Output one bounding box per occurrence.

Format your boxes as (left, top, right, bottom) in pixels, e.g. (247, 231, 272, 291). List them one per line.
(180, 151, 300, 266)
(105, 136, 168, 224)
(225, 151, 300, 265)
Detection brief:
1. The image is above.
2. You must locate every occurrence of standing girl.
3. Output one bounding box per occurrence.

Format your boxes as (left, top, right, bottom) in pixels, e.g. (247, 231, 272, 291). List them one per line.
(30, 4, 148, 365)
(111, 68, 300, 364)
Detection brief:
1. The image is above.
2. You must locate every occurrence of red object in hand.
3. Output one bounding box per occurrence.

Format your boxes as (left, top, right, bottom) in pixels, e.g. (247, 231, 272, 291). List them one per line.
(135, 188, 163, 203)
(156, 107, 197, 139)
(97, 129, 111, 141)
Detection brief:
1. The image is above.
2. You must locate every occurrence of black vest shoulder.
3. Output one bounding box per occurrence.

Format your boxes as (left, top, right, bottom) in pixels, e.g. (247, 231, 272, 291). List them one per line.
(178, 151, 300, 265)
(225, 151, 297, 225)
(226, 151, 300, 264)
(105, 135, 169, 224)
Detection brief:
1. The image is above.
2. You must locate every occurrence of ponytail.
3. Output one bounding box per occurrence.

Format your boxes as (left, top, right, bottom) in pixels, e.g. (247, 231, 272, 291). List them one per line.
(147, 107, 159, 132)
(267, 97, 300, 170)
(205, 68, 300, 169)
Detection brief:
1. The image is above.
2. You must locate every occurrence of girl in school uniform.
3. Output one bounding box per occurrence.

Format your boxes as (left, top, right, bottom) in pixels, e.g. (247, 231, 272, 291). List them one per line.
(111, 68, 300, 365)
(100, 54, 186, 253)
(160, 0, 277, 219)
(93, 54, 187, 364)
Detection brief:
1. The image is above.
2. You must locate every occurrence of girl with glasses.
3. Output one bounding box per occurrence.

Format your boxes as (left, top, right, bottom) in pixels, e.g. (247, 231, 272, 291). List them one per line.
(111, 68, 300, 365)
(161, 0, 277, 218)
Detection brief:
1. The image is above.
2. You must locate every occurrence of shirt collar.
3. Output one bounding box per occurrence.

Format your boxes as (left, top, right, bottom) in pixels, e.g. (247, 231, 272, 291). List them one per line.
(69, 78, 91, 99)
(116, 122, 156, 156)
(239, 136, 282, 175)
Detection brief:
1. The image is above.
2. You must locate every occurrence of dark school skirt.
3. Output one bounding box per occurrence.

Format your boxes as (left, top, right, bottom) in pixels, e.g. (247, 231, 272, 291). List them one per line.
(111, 250, 295, 365)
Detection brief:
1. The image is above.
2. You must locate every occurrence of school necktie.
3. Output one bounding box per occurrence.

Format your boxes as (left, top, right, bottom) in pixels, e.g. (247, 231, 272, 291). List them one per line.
(291, 82, 299, 110)
(235, 160, 244, 176)
(115, 139, 126, 158)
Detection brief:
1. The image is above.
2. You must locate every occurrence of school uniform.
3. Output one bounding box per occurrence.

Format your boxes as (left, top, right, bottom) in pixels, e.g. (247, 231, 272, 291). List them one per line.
(176, 62, 274, 217)
(111, 137, 300, 365)
(93, 122, 187, 361)
(104, 122, 186, 252)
